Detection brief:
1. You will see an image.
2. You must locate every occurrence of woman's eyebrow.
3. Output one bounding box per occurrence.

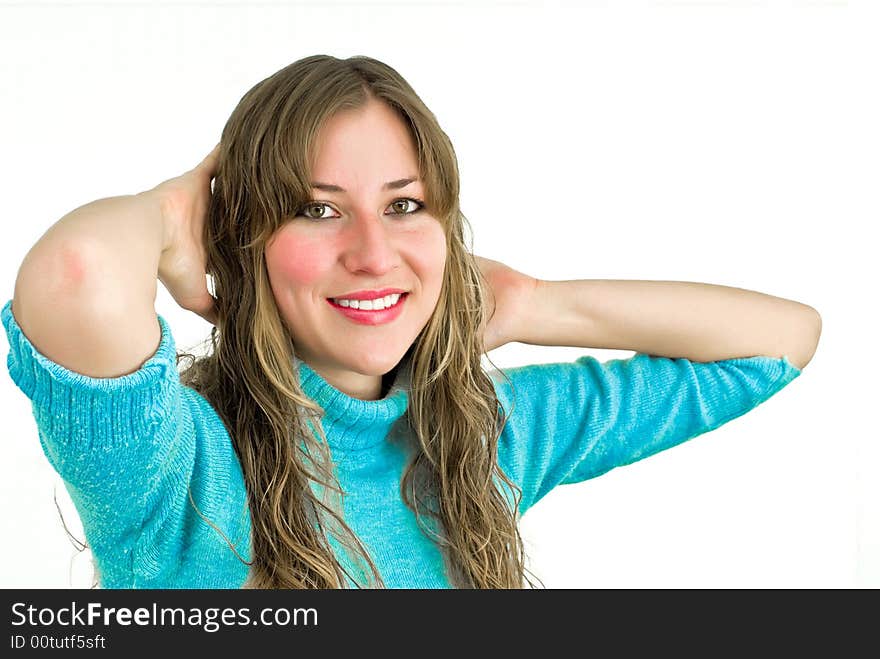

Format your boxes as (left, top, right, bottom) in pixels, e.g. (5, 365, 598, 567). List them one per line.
(309, 177, 420, 193)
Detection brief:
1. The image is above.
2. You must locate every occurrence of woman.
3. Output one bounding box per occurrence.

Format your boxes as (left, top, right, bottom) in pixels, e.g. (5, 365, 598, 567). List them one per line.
(3, 54, 821, 589)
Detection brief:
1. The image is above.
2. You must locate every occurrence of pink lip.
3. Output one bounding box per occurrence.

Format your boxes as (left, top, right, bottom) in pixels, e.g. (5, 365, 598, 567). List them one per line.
(327, 293, 409, 326)
(331, 287, 407, 300)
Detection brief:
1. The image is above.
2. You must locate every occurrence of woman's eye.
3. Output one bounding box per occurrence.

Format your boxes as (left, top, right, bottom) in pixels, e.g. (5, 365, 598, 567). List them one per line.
(297, 198, 425, 221)
(299, 203, 334, 220)
(388, 198, 425, 215)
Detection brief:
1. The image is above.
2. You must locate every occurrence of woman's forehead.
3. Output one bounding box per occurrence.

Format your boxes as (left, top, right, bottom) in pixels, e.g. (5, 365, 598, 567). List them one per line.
(309, 103, 420, 183)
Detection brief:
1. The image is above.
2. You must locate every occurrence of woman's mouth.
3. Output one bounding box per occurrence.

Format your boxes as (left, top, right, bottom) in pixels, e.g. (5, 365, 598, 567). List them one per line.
(327, 293, 409, 326)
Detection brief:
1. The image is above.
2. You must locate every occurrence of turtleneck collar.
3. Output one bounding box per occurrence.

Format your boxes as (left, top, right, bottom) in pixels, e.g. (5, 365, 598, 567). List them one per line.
(293, 353, 412, 452)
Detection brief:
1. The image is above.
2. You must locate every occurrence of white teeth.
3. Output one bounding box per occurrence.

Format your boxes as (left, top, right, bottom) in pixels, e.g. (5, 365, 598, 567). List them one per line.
(334, 293, 402, 310)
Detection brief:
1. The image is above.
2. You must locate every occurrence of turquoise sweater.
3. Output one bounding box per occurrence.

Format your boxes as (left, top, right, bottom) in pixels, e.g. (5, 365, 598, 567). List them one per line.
(2, 298, 802, 588)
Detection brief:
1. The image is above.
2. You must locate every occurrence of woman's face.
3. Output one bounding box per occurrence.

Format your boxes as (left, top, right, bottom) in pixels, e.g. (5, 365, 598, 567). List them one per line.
(265, 98, 447, 400)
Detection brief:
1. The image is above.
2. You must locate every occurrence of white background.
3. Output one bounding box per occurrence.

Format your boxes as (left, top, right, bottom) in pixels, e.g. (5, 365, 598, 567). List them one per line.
(1, 0, 876, 589)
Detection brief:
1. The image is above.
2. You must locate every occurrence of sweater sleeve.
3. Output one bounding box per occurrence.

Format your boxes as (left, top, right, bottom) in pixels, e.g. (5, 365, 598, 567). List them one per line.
(2, 299, 251, 588)
(491, 351, 802, 517)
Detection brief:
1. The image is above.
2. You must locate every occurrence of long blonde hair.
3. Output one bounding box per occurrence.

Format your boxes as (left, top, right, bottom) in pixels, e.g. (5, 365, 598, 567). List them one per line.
(177, 54, 543, 588)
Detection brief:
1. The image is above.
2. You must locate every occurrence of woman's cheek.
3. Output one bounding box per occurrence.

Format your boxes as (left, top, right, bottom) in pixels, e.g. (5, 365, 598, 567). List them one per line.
(413, 220, 447, 273)
(267, 230, 326, 286)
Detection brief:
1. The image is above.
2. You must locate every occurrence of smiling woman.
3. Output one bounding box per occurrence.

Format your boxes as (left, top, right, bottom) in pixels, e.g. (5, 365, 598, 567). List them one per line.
(3, 53, 818, 591)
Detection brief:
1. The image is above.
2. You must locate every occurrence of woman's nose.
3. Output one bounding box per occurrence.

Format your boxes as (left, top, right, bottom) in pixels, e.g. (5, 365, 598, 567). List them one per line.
(340, 212, 398, 273)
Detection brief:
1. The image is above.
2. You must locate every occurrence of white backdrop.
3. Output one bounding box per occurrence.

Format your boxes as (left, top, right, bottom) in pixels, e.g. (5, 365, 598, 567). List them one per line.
(1, 0, 876, 589)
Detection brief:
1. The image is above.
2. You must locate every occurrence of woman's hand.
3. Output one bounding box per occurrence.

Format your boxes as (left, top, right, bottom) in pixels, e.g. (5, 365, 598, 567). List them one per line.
(473, 255, 540, 352)
(150, 143, 221, 326)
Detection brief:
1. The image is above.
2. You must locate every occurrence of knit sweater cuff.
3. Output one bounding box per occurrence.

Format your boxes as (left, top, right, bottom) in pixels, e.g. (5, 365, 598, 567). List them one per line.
(1, 299, 181, 490)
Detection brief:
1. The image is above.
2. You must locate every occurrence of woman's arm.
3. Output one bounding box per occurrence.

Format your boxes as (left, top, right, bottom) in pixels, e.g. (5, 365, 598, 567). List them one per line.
(519, 278, 821, 369)
(12, 190, 168, 378)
